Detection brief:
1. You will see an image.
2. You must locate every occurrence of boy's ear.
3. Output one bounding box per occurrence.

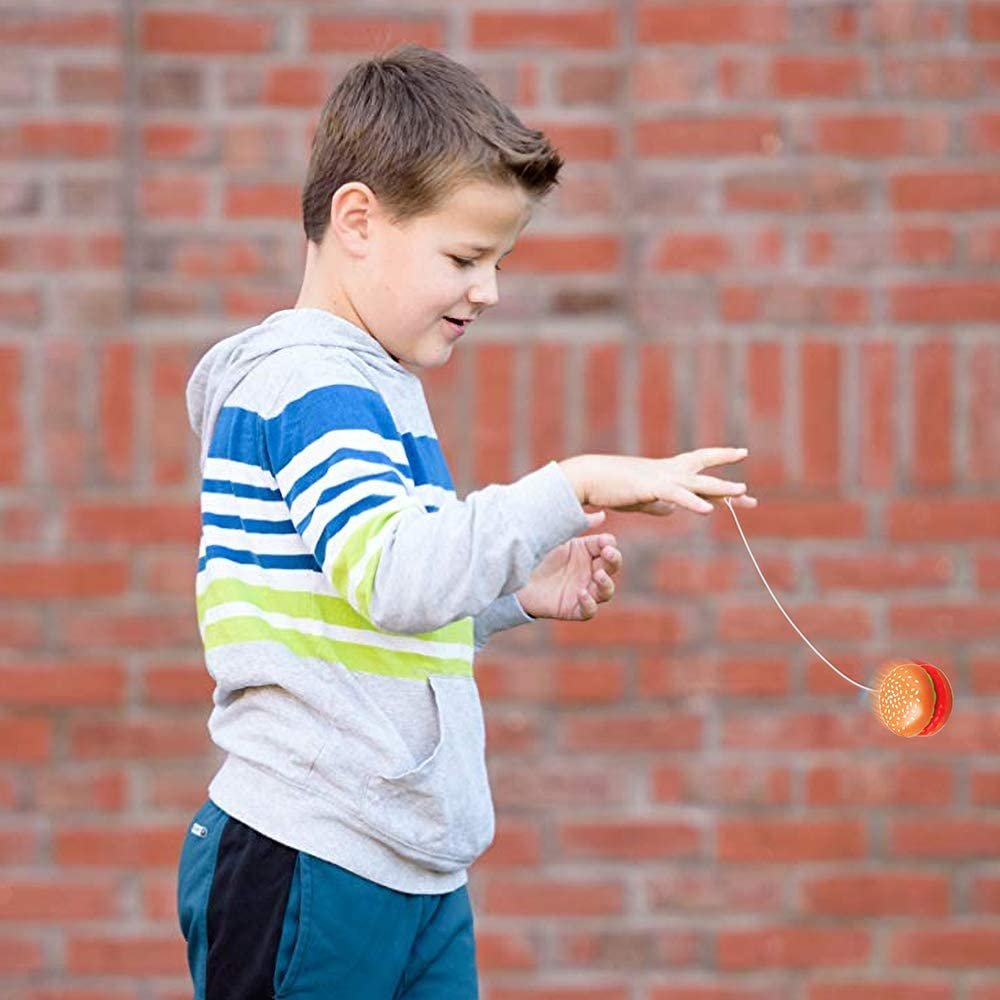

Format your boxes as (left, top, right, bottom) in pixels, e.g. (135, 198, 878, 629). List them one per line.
(329, 182, 375, 258)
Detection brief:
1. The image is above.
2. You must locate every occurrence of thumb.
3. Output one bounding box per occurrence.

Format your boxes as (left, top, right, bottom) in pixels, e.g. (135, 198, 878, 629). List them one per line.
(583, 510, 606, 530)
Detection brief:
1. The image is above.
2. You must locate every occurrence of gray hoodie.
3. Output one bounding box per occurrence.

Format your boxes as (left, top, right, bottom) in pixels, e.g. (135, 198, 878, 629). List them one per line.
(185, 307, 588, 893)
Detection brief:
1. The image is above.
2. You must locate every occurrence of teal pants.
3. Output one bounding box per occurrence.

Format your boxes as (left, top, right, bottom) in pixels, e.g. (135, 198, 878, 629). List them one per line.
(176, 799, 479, 999)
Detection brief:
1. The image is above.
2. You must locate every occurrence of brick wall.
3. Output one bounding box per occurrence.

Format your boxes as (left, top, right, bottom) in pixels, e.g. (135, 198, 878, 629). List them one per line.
(2, 2, 999, 997)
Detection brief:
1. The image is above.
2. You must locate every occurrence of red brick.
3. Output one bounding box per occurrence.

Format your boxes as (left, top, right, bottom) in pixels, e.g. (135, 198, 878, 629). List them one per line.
(69, 717, 210, 760)
(891, 602, 1000, 639)
(66, 502, 198, 543)
(0, 880, 118, 921)
(552, 603, 687, 647)
(309, 17, 444, 53)
(638, 654, 790, 698)
(472, 343, 515, 485)
(506, 235, 618, 273)
(561, 710, 703, 752)
(224, 182, 299, 219)
(800, 341, 840, 487)
(0, 660, 125, 707)
(0, 561, 129, 600)
(969, 343, 1000, 482)
(636, 116, 780, 157)
(142, 12, 273, 54)
(0, 345, 24, 484)
(808, 986, 952, 1000)
(722, 711, 870, 750)
(490, 760, 626, 810)
(0, 716, 53, 761)
(482, 878, 624, 917)
(530, 343, 567, 467)
(891, 282, 1000, 322)
(0, 14, 119, 47)
(54, 824, 184, 867)
(475, 930, 537, 971)
(98, 341, 135, 482)
(890, 926, 1000, 966)
(890, 819, 1000, 857)
(727, 169, 867, 213)
(0, 936, 44, 973)
(558, 819, 701, 859)
(772, 56, 867, 97)
(891, 171, 1000, 211)
(20, 121, 117, 159)
(718, 819, 867, 862)
(719, 926, 870, 969)
(556, 926, 698, 968)
(35, 767, 128, 813)
(67, 935, 186, 975)
(654, 232, 732, 271)
(806, 763, 953, 807)
(263, 65, 327, 107)
(141, 176, 206, 218)
(583, 343, 620, 452)
(803, 873, 950, 917)
(912, 340, 954, 485)
(478, 820, 541, 867)
(637, 344, 678, 457)
(142, 123, 212, 160)
(637, 3, 787, 43)
(472, 11, 616, 49)
(56, 66, 123, 104)
(632, 54, 703, 101)
(648, 869, 784, 916)
(812, 553, 953, 590)
(970, 3, 1000, 40)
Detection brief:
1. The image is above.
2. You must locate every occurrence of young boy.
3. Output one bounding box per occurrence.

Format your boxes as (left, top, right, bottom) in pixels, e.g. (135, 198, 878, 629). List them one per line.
(177, 44, 756, 999)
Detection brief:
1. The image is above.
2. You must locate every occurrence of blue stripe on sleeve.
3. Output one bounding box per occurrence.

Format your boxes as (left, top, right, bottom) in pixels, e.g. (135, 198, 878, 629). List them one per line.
(202, 513, 298, 535)
(198, 547, 320, 573)
(313, 493, 396, 568)
(207, 407, 267, 468)
(282, 448, 410, 509)
(264, 384, 405, 472)
(298, 470, 408, 535)
(203, 480, 283, 501)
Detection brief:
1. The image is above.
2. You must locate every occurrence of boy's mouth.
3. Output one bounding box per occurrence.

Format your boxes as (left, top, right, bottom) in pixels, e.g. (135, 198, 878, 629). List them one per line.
(443, 316, 470, 335)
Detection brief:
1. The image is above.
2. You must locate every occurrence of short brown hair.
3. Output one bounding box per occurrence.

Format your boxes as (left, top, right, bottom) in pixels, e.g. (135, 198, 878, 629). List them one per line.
(301, 44, 564, 243)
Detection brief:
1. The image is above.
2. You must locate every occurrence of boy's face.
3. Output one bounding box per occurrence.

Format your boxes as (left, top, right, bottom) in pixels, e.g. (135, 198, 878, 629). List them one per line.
(352, 180, 533, 369)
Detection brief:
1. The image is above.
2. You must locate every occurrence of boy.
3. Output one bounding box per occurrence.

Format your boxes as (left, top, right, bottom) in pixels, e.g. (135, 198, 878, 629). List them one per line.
(178, 44, 756, 999)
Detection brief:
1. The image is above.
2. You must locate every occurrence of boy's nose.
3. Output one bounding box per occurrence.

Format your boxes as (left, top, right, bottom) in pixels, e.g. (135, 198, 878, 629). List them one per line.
(468, 273, 499, 307)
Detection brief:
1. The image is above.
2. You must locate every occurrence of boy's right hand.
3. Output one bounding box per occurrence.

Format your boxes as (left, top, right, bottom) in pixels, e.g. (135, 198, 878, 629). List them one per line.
(559, 448, 757, 516)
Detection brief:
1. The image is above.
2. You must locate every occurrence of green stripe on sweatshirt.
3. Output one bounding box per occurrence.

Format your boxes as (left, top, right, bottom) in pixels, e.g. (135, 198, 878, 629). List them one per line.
(197, 577, 472, 645)
(202, 615, 474, 680)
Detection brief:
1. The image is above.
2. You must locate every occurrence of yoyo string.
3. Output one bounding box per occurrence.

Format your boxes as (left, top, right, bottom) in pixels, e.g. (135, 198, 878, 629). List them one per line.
(721, 496, 876, 694)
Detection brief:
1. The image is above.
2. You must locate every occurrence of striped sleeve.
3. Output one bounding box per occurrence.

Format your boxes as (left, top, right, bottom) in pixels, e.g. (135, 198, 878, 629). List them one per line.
(262, 381, 423, 625)
(264, 379, 590, 637)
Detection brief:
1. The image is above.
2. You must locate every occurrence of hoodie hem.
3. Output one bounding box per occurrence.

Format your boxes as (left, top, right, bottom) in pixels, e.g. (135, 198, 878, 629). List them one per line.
(208, 755, 469, 895)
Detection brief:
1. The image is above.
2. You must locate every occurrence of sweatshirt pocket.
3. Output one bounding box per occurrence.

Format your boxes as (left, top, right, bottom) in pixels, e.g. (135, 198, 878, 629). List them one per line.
(360, 674, 495, 873)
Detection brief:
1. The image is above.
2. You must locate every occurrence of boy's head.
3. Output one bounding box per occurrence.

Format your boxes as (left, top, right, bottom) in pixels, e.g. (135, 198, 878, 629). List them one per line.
(296, 45, 564, 369)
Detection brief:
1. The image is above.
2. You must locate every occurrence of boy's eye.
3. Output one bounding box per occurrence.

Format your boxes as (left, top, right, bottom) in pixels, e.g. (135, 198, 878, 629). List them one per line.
(449, 256, 502, 272)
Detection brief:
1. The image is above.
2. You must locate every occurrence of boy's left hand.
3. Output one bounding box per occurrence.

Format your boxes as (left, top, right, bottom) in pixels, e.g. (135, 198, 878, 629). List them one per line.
(516, 512, 621, 621)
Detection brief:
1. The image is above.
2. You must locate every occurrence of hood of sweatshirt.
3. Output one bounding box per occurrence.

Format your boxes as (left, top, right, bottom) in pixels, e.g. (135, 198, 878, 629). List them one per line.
(185, 307, 415, 473)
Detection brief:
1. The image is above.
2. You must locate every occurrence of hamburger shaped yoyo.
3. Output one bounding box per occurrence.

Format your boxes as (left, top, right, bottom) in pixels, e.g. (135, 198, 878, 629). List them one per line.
(721, 498, 954, 739)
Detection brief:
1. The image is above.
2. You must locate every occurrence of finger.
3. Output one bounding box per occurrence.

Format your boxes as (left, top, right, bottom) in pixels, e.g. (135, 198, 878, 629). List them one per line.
(690, 474, 748, 497)
(577, 589, 598, 620)
(593, 569, 615, 600)
(583, 532, 616, 557)
(597, 546, 622, 574)
(710, 494, 758, 510)
(583, 510, 606, 531)
(689, 447, 749, 470)
(662, 482, 717, 515)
